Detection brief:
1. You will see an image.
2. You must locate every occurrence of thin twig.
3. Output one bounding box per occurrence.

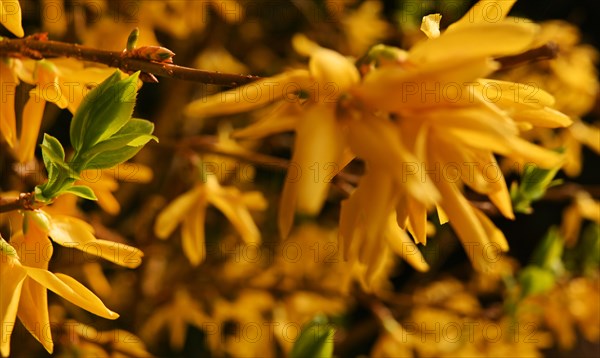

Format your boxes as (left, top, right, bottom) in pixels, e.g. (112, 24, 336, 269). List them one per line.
(0, 192, 37, 213)
(0, 34, 260, 86)
(495, 42, 559, 70)
(180, 136, 360, 195)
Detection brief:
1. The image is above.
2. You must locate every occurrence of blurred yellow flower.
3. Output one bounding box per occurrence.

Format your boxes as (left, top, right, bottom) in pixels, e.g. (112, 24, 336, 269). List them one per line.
(154, 175, 267, 266)
(561, 191, 600, 246)
(141, 289, 209, 351)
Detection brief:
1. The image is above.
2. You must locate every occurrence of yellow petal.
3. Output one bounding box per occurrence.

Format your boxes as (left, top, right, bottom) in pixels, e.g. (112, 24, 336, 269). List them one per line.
(478, 79, 556, 108)
(184, 70, 312, 117)
(24, 268, 119, 319)
(356, 170, 397, 246)
(16, 96, 46, 163)
(309, 48, 360, 93)
(355, 57, 498, 112)
(11, 227, 53, 353)
(471, 205, 509, 252)
(448, 0, 517, 30)
(209, 186, 261, 245)
(278, 105, 344, 237)
(48, 214, 96, 247)
(575, 193, 600, 223)
(385, 214, 429, 272)
(410, 22, 537, 63)
(233, 102, 300, 139)
(79, 240, 144, 269)
(561, 203, 581, 246)
(154, 187, 202, 239)
(421, 14, 442, 39)
(82, 262, 112, 298)
(296, 106, 345, 214)
(569, 121, 600, 154)
(292, 33, 322, 57)
(407, 197, 428, 245)
(436, 174, 491, 271)
(346, 113, 439, 205)
(0, 62, 17, 148)
(95, 189, 121, 215)
(181, 202, 206, 266)
(436, 205, 449, 225)
(0, 0, 24, 37)
(0, 253, 26, 358)
(241, 191, 268, 211)
(512, 107, 572, 128)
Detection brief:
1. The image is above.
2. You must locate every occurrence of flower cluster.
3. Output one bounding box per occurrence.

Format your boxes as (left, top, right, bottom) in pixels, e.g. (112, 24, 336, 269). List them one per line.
(185, 0, 571, 284)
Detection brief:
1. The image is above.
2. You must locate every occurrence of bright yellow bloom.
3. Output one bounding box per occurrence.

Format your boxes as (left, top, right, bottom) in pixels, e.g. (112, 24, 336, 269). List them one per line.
(344, 0, 569, 272)
(186, 44, 359, 239)
(185, 0, 572, 276)
(154, 175, 267, 266)
(1, 224, 118, 357)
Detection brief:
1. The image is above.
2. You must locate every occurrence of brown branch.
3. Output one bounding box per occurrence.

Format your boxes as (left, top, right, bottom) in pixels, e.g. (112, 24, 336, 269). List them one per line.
(0, 34, 260, 86)
(0, 192, 37, 213)
(495, 41, 559, 70)
(161, 136, 360, 196)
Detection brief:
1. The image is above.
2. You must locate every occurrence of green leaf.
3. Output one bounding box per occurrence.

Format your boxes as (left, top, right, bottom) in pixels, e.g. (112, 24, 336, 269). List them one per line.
(518, 266, 556, 298)
(83, 145, 146, 170)
(70, 71, 139, 152)
(290, 315, 334, 358)
(511, 156, 563, 214)
(61, 185, 98, 201)
(40, 134, 70, 176)
(84, 119, 156, 158)
(530, 226, 564, 274)
(70, 71, 121, 152)
(36, 134, 79, 203)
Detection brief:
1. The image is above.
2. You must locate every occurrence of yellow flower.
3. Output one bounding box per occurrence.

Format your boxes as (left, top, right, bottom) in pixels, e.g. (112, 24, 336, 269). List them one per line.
(341, 1, 390, 56)
(186, 44, 359, 238)
(185, 0, 571, 275)
(1, 225, 118, 357)
(154, 175, 267, 266)
(344, 0, 570, 272)
(140, 289, 210, 351)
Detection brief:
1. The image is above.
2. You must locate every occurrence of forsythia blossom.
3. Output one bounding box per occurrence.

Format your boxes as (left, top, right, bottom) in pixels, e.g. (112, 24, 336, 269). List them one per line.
(185, 0, 572, 280)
